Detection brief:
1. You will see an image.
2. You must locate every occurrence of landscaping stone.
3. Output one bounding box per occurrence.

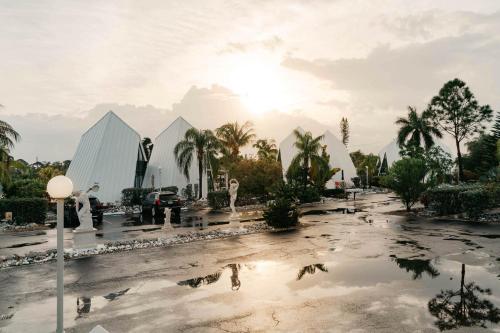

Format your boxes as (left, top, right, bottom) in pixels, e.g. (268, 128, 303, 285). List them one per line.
(0, 222, 271, 269)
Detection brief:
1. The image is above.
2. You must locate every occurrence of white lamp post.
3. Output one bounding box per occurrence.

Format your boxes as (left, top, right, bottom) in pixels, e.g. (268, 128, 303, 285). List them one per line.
(47, 175, 73, 333)
(365, 165, 369, 189)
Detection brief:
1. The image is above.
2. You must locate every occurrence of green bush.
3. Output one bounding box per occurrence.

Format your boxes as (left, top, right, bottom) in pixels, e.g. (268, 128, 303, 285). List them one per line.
(297, 186, 321, 203)
(426, 184, 481, 215)
(322, 188, 346, 198)
(121, 186, 178, 206)
(263, 197, 299, 228)
(207, 191, 229, 210)
(3, 179, 46, 198)
(459, 189, 490, 220)
(0, 198, 48, 225)
(382, 158, 428, 211)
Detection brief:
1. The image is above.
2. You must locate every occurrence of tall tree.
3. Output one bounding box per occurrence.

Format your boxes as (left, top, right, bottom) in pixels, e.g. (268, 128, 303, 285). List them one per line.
(396, 106, 442, 150)
(174, 129, 221, 199)
(253, 138, 278, 160)
(428, 79, 493, 181)
(216, 121, 255, 160)
(141, 137, 154, 160)
(340, 117, 349, 147)
(290, 130, 324, 189)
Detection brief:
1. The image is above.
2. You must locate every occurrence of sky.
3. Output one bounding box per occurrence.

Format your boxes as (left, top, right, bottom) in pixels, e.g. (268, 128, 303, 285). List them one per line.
(1, 0, 499, 162)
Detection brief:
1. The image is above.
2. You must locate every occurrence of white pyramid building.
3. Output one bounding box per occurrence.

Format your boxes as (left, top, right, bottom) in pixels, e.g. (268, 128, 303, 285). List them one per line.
(66, 111, 146, 203)
(322, 130, 357, 187)
(378, 138, 454, 169)
(278, 128, 357, 188)
(142, 117, 207, 198)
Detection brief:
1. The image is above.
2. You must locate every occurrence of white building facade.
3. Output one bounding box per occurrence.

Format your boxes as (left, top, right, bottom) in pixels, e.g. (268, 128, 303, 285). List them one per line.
(142, 117, 208, 198)
(66, 111, 146, 203)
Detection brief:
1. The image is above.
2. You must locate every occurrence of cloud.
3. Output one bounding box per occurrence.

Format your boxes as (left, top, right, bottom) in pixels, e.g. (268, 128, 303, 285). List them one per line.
(217, 36, 283, 54)
(284, 34, 500, 107)
(6, 85, 340, 162)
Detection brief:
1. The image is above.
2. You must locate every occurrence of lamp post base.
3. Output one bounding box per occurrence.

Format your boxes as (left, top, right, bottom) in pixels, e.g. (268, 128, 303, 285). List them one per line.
(73, 228, 97, 250)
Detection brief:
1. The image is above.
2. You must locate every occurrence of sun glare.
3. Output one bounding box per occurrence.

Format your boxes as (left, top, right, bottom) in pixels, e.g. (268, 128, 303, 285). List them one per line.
(223, 53, 290, 115)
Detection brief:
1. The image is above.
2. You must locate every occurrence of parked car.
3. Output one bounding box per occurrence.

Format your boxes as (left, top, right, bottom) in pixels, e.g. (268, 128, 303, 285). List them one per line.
(141, 191, 182, 220)
(64, 195, 104, 228)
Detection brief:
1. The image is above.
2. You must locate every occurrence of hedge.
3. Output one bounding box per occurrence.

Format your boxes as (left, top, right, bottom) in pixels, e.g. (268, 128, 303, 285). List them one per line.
(426, 183, 499, 219)
(323, 188, 346, 198)
(459, 189, 490, 220)
(207, 191, 229, 210)
(0, 198, 48, 225)
(426, 184, 481, 215)
(121, 186, 178, 206)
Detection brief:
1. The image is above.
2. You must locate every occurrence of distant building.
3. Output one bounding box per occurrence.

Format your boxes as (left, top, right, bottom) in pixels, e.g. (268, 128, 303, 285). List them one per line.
(142, 116, 208, 198)
(278, 127, 357, 188)
(66, 111, 146, 203)
(378, 138, 454, 172)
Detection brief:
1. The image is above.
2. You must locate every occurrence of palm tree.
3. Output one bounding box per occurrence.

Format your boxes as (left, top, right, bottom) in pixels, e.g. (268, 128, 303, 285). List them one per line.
(0, 115, 20, 184)
(253, 138, 278, 160)
(396, 106, 442, 150)
(290, 130, 324, 189)
(174, 128, 221, 199)
(216, 121, 255, 160)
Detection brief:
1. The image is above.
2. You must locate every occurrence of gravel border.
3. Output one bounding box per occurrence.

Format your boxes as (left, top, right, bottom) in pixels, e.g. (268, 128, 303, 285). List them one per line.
(0, 222, 271, 269)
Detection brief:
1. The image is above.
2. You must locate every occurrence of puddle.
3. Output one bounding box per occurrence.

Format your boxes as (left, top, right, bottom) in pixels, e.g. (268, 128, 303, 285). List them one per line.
(4, 241, 48, 249)
(302, 208, 362, 216)
(3, 256, 500, 332)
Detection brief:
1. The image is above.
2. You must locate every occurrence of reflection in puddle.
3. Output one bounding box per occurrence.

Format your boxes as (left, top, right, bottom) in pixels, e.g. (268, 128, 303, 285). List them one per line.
(177, 264, 242, 290)
(76, 297, 91, 319)
(103, 288, 130, 301)
(390, 255, 440, 280)
(296, 264, 328, 280)
(428, 264, 500, 331)
(178, 271, 222, 288)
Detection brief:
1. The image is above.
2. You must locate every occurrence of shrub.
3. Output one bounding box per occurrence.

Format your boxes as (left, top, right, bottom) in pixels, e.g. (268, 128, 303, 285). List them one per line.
(207, 191, 229, 210)
(122, 186, 179, 206)
(228, 158, 282, 201)
(383, 158, 428, 211)
(426, 184, 481, 215)
(322, 188, 346, 198)
(459, 189, 490, 220)
(297, 186, 321, 203)
(351, 177, 361, 188)
(263, 197, 299, 228)
(0, 198, 48, 224)
(3, 179, 46, 198)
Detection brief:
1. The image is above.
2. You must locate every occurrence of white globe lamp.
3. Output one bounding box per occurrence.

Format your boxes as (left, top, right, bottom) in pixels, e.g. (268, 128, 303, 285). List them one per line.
(47, 175, 73, 199)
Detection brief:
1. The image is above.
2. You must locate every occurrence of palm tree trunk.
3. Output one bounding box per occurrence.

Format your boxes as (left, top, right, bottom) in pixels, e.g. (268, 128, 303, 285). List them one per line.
(303, 157, 309, 190)
(455, 138, 464, 182)
(198, 158, 203, 199)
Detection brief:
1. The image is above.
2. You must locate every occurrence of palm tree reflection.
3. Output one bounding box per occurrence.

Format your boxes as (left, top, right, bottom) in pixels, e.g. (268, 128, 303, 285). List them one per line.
(428, 264, 500, 331)
(178, 271, 223, 288)
(225, 264, 241, 290)
(297, 264, 328, 281)
(390, 255, 440, 279)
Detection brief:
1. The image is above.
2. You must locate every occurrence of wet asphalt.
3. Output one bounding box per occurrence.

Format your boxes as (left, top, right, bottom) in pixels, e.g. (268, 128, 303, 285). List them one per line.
(0, 193, 500, 332)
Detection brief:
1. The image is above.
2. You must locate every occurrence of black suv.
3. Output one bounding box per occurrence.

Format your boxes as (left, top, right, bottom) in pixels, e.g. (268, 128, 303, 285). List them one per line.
(142, 191, 182, 218)
(64, 195, 104, 228)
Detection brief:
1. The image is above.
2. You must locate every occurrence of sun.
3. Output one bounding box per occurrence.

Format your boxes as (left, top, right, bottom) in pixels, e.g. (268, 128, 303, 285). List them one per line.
(222, 53, 290, 115)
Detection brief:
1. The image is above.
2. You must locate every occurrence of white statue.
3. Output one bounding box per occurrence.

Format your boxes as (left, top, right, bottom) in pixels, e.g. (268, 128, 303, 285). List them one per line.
(74, 184, 99, 231)
(228, 179, 239, 217)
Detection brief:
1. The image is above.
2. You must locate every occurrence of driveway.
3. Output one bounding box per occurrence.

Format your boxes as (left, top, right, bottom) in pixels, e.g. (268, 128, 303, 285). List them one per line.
(0, 193, 499, 332)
